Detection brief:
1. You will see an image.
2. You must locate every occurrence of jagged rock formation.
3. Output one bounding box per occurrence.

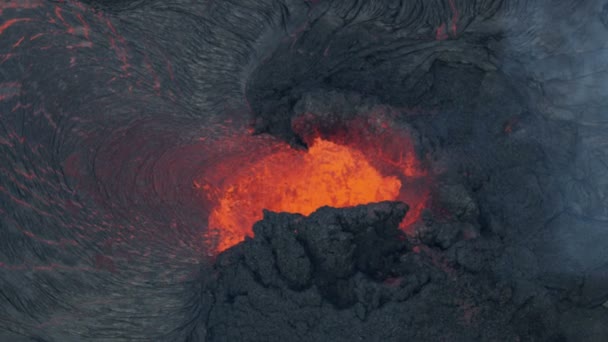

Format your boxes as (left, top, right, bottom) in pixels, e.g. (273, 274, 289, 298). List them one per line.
(199, 202, 548, 341)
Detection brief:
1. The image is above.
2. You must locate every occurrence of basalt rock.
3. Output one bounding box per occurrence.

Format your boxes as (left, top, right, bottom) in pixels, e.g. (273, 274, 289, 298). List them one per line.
(201, 202, 564, 341)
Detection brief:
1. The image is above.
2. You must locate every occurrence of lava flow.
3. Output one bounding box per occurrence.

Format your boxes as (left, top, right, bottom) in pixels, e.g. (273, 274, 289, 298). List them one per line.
(204, 136, 428, 253)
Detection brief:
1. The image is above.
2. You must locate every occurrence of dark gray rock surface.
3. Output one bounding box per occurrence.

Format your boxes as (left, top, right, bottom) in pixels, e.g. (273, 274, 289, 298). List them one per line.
(1, 0, 607, 341)
(201, 202, 531, 341)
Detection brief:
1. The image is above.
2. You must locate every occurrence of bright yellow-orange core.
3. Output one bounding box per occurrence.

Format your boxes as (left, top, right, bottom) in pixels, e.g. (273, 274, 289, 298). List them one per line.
(207, 138, 401, 252)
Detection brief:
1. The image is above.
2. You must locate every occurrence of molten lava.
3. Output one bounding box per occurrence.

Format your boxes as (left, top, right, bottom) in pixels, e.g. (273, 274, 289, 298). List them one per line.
(207, 138, 402, 252)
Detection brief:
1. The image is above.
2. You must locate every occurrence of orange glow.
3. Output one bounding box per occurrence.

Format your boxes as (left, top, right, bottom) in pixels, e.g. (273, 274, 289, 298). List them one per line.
(207, 138, 402, 252)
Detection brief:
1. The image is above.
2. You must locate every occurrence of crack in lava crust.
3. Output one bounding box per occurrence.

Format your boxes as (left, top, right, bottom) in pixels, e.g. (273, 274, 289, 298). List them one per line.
(205, 138, 427, 253)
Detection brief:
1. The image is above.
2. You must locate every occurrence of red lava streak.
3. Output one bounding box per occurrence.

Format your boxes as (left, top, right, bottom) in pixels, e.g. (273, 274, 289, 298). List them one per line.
(204, 133, 430, 253)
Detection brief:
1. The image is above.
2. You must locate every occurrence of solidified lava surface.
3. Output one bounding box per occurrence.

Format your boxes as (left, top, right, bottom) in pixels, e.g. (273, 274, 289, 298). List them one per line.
(1, 0, 608, 341)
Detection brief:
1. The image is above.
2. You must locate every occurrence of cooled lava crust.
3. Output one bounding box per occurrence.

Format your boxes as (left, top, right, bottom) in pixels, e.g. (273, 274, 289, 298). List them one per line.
(1, 0, 608, 341)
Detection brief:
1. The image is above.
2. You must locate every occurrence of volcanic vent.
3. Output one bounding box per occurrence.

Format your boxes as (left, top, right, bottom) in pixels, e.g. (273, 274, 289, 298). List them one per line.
(206, 138, 401, 252)
(202, 109, 431, 253)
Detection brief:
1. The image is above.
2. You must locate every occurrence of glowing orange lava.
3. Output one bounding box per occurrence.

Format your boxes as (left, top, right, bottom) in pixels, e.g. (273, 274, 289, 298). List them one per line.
(207, 138, 402, 252)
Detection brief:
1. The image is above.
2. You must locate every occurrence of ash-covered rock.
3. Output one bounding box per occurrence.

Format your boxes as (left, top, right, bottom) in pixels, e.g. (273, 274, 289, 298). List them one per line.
(214, 202, 413, 308)
(198, 202, 565, 341)
(415, 180, 481, 252)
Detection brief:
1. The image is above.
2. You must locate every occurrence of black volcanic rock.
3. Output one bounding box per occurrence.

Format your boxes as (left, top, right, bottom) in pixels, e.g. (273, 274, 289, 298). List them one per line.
(199, 202, 567, 341)
(217, 202, 410, 308)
